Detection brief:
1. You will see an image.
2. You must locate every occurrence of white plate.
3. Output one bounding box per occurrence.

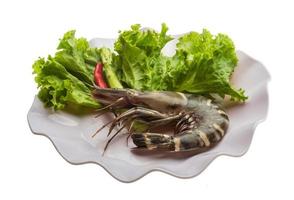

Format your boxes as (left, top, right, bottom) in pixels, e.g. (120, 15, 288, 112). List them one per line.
(27, 37, 270, 182)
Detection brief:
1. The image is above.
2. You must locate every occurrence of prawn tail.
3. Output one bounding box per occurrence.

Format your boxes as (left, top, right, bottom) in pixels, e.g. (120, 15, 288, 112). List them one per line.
(131, 131, 214, 152)
(131, 133, 175, 151)
(131, 126, 228, 152)
(172, 125, 228, 152)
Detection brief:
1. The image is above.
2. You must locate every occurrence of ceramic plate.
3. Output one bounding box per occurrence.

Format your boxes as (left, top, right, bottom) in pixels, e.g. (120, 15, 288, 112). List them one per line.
(27, 36, 270, 182)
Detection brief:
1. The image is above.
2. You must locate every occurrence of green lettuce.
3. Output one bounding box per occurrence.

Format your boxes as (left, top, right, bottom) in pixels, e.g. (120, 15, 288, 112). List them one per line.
(33, 30, 102, 110)
(114, 25, 247, 101)
(33, 24, 247, 111)
(114, 24, 173, 89)
(168, 30, 246, 100)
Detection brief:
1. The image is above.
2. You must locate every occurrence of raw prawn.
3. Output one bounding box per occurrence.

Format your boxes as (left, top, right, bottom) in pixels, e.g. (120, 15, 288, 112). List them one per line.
(92, 86, 229, 154)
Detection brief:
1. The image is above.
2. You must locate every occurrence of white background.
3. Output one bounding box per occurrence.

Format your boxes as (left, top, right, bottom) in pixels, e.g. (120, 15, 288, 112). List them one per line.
(0, 0, 293, 199)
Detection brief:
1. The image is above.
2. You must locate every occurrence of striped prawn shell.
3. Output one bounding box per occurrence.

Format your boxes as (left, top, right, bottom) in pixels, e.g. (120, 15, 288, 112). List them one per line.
(173, 95, 229, 152)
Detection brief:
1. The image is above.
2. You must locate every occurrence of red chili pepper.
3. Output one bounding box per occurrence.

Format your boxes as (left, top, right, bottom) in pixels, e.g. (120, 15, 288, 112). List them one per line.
(94, 62, 108, 88)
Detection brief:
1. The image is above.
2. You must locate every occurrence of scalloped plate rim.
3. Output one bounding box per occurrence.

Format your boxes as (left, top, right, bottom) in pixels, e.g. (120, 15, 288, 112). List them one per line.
(27, 111, 268, 183)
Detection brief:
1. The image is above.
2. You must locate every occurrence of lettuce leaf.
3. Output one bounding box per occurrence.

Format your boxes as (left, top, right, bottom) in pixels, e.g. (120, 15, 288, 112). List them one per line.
(33, 30, 101, 110)
(114, 26, 247, 101)
(114, 24, 173, 89)
(167, 30, 246, 101)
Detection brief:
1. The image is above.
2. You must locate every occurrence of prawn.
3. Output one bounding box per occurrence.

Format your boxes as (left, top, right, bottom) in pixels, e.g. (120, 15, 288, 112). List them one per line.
(92, 86, 229, 154)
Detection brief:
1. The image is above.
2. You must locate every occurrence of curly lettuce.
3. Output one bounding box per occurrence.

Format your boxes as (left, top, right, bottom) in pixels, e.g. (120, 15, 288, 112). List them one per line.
(114, 23, 173, 89)
(113, 25, 247, 101)
(33, 24, 247, 111)
(33, 30, 102, 110)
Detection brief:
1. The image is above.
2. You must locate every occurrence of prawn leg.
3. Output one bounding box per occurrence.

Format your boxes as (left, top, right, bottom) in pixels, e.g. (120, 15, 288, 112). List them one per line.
(107, 107, 169, 137)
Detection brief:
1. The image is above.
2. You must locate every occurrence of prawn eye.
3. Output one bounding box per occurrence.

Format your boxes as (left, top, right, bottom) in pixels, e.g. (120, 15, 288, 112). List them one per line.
(168, 104, 178, 109)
